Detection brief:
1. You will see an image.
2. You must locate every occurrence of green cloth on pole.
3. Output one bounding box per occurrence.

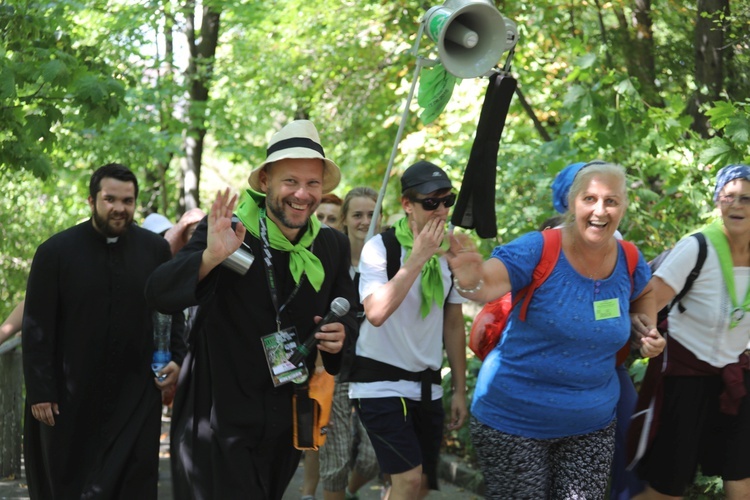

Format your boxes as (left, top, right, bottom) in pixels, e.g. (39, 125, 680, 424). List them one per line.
(418, 63, 458, 125)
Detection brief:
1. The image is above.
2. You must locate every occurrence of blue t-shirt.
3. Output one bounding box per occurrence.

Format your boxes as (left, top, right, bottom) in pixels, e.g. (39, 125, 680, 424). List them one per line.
(471, 231, 651, 439)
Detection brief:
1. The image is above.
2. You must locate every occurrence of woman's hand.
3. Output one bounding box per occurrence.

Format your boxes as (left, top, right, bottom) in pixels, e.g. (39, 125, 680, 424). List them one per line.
(639, 327, 666, 358)
(446, 232, 484, 294)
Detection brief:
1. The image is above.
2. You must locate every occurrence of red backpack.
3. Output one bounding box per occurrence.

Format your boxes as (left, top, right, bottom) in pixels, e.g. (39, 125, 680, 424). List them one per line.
(469, 229, 639, 364)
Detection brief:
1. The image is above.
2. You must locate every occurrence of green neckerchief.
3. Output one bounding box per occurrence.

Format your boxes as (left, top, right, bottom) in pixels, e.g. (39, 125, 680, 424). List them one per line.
(235, 189, 325, 292)
(702, 220, 750, 328)
(393, 216, 447, 318)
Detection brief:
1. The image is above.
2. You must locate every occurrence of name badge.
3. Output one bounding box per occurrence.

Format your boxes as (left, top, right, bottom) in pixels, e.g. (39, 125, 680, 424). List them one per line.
(261, 327, 309, 387)
(594, 298, 621, 321)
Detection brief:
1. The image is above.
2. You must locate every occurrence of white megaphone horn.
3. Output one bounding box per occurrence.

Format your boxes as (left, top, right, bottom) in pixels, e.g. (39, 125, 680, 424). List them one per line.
(423, 0, 510, 79)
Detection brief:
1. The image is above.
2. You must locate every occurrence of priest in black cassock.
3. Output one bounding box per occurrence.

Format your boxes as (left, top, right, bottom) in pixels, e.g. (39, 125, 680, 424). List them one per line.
(22, 163, 187, 499)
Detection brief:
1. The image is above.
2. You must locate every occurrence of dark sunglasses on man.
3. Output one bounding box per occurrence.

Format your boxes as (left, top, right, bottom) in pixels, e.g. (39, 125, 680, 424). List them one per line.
(410, 193, 457, 211)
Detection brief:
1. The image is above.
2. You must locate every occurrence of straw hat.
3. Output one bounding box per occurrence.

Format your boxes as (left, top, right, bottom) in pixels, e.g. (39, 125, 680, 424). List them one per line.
(248, 120, 341, 194)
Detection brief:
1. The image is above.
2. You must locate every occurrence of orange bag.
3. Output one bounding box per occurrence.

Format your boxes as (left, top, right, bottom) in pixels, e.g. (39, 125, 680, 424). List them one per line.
(292, 370, 335, 450)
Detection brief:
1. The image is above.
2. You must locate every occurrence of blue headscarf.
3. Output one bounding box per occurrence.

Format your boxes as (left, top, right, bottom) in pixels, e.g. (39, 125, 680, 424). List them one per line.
(714, 164, 750, 202)
(551, 162, 586, 214)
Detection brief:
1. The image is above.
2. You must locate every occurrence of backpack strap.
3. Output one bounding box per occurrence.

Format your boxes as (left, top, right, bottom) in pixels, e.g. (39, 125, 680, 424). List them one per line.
(516, 231, 641, 323)
(381, 228, 401, 281)
(618, 239, 639, 294)
(516, 228, 563, 321)
(673, 232, 707, 313)
(348, 356, 441, 409)
(616, 239, 640, 366)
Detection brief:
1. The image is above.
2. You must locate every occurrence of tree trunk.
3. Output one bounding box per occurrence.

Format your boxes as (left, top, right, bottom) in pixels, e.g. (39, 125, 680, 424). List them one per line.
(614, 0, 662, 107)
(592, 0, 614, 68)
(689, 0, 728, 137)
(142, 1, 177, 218)
(158, 0, 175, 217)
(180, 1, 221, 212)
(515, 86, 552, 142)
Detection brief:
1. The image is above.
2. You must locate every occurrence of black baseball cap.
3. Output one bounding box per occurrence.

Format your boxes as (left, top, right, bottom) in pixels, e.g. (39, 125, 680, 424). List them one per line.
(400, 160, 452, 195)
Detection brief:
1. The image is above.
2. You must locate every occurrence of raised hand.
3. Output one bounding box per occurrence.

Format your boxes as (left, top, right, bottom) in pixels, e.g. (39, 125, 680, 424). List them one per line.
(446, 232, 484, 291)
(200, 189, 247, 279)
(410, 217, 446, 266)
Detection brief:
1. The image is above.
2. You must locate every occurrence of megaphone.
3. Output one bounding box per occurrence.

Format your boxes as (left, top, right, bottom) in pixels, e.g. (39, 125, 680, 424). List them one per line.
(423, 0, 508, 79)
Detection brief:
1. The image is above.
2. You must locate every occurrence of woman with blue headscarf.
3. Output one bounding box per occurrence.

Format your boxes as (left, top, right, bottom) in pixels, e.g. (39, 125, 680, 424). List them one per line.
(554, 162, 641, 500)
(632, 164, 750, 499)
(447, 161, 665, 499)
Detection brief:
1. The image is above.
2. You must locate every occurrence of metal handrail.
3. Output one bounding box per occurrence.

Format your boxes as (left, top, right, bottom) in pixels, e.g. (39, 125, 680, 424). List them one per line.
(0, 336, 21, 356)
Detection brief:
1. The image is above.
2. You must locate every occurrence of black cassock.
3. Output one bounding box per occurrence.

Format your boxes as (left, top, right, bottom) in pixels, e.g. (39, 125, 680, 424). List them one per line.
(145, 218, 359, 500)
(22, 221, 186, 500)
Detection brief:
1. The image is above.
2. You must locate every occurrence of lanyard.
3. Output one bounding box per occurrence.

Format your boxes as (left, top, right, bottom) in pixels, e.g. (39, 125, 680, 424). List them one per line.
(259, 208, 307, 331)
(703, 221, 750, 328)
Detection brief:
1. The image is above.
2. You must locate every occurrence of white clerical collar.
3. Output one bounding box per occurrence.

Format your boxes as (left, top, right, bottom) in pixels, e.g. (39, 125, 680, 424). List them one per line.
(107, 237, 119, 244)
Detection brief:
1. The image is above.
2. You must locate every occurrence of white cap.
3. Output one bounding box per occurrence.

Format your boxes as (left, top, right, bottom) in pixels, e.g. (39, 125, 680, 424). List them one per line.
(142, 213, 173, 235)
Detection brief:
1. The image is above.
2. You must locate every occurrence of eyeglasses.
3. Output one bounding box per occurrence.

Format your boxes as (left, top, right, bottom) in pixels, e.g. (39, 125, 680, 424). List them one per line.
(718, 194, 750, 207)
(410, 193, 456, 211)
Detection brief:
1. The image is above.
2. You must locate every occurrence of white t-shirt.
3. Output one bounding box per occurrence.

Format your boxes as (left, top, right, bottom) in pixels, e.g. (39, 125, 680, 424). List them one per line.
(349, 233, 465, 400)
(655, 234, 750, 367)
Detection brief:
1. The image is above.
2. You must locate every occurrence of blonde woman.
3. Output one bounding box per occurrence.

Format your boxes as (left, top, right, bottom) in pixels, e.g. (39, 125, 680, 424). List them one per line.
(319, 187, 381, 500)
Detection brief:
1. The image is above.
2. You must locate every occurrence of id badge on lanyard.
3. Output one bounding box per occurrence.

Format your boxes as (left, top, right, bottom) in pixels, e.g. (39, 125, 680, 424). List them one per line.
(261, 327, 310, 386)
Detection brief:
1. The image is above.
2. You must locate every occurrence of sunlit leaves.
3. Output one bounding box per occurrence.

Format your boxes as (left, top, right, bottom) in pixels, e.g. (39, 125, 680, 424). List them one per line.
(1, 2, 127, 175)
(41, 60, 71, 86)
(0, 65, 15, 99)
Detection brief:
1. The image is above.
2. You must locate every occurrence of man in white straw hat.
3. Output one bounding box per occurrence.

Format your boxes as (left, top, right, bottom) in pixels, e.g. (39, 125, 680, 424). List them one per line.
(146, 120, 359, 499)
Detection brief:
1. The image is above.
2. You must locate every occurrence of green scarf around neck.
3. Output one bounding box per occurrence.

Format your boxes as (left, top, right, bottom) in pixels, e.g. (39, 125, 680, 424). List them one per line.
(702, 220, 750, 329)
(393, 216, 447, 318)
(234, 189, 325, 292)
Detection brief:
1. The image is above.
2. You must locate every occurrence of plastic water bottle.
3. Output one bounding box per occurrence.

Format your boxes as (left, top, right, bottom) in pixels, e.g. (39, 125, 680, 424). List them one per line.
(151, 312, 172, 381)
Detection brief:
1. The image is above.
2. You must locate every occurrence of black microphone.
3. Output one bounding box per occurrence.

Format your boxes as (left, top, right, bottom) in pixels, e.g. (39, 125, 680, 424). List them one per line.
(288, 297, 350, 366)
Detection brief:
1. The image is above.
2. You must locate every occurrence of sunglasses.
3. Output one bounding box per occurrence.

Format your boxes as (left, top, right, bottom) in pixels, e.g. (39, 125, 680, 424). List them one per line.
(410, 193, 456, 211)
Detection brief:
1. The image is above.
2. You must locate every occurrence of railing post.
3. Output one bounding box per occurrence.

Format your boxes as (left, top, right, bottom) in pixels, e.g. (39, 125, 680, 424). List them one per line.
(0, 337, 23, 479)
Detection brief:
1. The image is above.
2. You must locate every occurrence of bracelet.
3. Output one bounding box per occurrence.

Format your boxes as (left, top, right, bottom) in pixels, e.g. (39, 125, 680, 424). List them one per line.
(453, 277, 483, 294)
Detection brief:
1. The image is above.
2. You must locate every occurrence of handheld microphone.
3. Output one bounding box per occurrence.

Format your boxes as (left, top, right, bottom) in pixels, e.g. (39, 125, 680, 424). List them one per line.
(288, 297, 350, 366)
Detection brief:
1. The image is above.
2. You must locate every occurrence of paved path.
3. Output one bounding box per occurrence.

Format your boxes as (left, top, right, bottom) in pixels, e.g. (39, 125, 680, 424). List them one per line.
(1, 417, 481, 500)
(282, 456, 481, 500)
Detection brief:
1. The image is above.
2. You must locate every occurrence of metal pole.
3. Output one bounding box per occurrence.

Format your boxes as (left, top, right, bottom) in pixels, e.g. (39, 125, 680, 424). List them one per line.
(365, 55, 434, 242)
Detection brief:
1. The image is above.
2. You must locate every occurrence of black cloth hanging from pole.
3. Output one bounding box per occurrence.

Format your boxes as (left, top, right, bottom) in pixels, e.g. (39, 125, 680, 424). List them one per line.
(451, 73, 517, 239)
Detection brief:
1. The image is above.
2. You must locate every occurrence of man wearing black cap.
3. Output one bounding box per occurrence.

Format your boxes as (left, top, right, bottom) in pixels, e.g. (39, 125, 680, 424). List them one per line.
(146, 120, 359, 499)
(348, 160, 468, 499)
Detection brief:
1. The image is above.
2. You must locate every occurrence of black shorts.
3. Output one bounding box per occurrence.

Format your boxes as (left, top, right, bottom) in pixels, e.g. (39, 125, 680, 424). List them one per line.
(638, 372, 750, 496)
(355, 396, 444, 490)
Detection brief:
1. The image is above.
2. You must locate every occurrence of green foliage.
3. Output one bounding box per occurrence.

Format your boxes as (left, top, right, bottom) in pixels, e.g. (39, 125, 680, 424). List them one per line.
(686, 470, 724, 499)
(628, 357, 649, 386)
(0, 2, 126, 177)
(1, 5, 749, 491)
(702, 101, 750, 166)
(0, 169, 89, 321)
